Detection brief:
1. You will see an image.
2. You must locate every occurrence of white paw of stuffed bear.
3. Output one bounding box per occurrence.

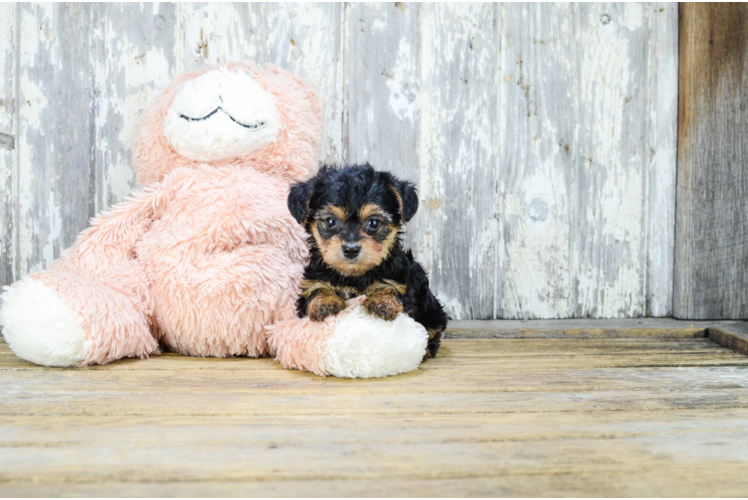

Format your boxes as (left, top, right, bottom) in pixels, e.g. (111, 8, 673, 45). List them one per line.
(267, 296, 428, 378)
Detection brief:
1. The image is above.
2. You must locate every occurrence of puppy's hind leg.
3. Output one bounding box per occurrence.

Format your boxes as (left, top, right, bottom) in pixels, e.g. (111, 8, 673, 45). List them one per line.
(406, 259, 448, 359)
(419, 288, 448, 359)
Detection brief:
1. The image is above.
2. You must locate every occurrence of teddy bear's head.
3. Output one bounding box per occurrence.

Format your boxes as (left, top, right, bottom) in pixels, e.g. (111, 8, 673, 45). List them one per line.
(132, 61, 323, 186)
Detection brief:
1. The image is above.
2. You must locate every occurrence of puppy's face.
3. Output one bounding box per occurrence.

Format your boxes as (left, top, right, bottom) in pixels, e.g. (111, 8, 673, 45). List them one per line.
(288, 165, 419, 276)
(311, 202, 399, 276)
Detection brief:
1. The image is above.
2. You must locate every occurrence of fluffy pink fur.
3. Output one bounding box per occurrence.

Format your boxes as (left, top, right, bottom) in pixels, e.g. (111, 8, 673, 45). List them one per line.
(9, 62, 322, 366)
(267, 298, 364, 377)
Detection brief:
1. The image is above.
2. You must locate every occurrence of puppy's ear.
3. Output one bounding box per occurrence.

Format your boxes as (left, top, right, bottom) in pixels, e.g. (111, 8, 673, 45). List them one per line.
(288, 179, 315, 224)
(393, 179, 419, 223)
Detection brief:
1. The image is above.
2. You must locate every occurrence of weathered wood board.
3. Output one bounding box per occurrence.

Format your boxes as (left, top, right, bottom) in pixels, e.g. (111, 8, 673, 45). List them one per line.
(445, 317, 723, 339)
(674, 3, 748, 319)
(496, 3, 678, 319)
(91, 3, 179, 212)
(0, 4, 15, 287)
(646, 3, 679, 317)
(708, 322, 748, 356)
(416, 3, 500, 319)
(15, 4, 97, 278)
(2, 337, 748, 496)
(0, 3, 683, 320)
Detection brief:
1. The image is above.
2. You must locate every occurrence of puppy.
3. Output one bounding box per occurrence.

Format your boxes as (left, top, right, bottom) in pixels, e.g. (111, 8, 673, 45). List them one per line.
(287, 164, 448, 359)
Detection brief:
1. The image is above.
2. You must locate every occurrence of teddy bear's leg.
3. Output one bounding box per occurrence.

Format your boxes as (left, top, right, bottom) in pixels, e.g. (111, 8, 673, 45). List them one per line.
(0, 267, 157, 367)
(267, 297, 430, 379)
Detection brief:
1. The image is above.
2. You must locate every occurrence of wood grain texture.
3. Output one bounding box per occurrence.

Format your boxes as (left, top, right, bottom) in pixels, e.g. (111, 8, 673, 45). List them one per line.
(4, 469, 748, 499)
(91, 3, 178, 212)
(0, 4, 16, 286)
(347, 2, 420, 172)
(708, 322, 748, 356)
(573, 3, 667, 319)
(646, 3, 679, 317)
(496, 3, 678, 320)
(0, 3, 683, 320)
(2, 337, 748, 496)
(674, 3, 748, 319)
(15, 3, 96, 277)
(257, 3, 346, 165)
(417, 3, 500, 319)
(445, 317, 718, 339)
(498, 3, 576, 319)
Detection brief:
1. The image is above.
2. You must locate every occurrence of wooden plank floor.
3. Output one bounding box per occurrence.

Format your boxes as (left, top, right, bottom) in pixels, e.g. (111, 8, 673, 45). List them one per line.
(3, 328, 748, 497)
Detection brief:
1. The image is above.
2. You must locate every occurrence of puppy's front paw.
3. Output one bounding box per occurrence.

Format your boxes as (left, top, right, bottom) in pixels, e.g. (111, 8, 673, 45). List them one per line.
(308, 293, 346, 322)
(363, 293, 403, 321)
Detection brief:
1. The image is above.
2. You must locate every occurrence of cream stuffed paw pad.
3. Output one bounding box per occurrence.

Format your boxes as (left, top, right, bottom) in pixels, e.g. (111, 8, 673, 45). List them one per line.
(267, 296, 428, 378)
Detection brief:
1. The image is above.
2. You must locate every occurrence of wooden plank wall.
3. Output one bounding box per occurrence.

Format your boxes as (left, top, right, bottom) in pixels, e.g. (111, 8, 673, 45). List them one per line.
(674, 3, 748, 320)
(0, 3, 681, 320)
(0, 4, 15, 287)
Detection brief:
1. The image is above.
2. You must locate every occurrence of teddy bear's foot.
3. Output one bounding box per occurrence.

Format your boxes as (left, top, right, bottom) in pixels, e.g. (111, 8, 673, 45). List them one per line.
(1, 276, 91, 367)
(266, 296, 428, 379)
(0, 272, 158, 367)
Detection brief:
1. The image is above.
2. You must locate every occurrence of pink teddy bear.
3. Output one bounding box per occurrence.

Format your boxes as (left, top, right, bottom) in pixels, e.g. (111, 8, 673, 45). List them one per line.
(1, 61, 319, 366)
(1, 61, 428, 378)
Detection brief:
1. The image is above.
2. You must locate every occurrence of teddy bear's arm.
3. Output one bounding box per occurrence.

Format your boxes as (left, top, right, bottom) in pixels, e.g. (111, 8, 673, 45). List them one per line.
(51, 182, 173, 279)
(242, 210, 309, 264)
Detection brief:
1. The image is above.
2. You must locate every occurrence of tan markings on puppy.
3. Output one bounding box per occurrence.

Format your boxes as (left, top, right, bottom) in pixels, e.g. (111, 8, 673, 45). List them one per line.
(389, 185, 405, 219)
(332, 250, 383, 276)
(360, 203, 383, 221)
(364, 279, 407, 296)
(343, 236, 398, 276)
(314, 227, 386, 277)
(363, 292, 403, 321)
(300, 279, 360, 300)
(307, 289, 346, 322)
(311, 205, 346, 232)
(349, 223, 401, 275)
(311, 222, 344, 262)
(379, 224, 400, 260)
(427, 327, 441, 340)
(327, 205, 346, 220)
(313, 222, 363, 274)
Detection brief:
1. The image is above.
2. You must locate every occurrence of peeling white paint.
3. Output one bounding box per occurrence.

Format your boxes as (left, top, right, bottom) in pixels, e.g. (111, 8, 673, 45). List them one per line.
(180, 3, 259, 68)
(264, 3, 345, 163)
(18, 73, 47, 131)
(0, 4, 14, 133)
(17, 128, 35, 274)
(646, 2, 678, 317)
(0, 3, 16, 283)
(386, 39, 418, 123)
(42, 187, 60, 268)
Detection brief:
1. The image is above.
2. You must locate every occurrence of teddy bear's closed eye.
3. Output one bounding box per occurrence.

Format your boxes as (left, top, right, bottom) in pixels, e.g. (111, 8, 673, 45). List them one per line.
(178, 107, 267, 130)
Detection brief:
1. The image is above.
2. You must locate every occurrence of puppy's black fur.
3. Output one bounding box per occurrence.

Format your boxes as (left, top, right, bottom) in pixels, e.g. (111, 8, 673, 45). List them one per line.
(288, 164, 448, 359)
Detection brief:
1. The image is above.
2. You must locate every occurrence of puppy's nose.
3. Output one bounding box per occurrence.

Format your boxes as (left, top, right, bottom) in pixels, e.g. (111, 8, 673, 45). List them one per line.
(342, 243, 361, 259)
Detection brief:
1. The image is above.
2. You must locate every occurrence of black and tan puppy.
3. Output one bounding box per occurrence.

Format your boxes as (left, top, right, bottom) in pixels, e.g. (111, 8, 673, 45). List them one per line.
(287, 164, 448, 359)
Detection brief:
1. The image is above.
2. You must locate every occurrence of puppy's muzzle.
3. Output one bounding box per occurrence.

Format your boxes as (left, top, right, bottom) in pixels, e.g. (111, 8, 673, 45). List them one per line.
(342, 243, 361, 259)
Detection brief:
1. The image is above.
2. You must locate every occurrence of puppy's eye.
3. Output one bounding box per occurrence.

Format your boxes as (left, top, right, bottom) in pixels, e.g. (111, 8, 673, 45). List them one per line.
(325, 217, 338, 229)
(366, 218, 381, 231)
